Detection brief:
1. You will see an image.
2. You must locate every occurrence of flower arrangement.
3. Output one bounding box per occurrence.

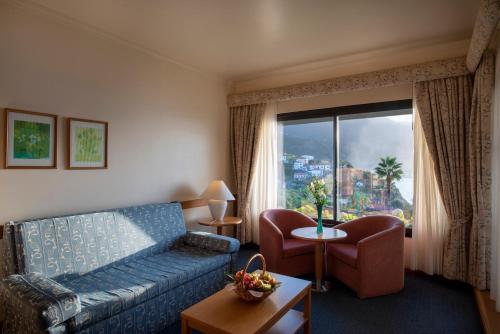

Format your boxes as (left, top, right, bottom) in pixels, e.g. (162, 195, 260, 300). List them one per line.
(228, 253, 280, 301)
(305, 177, 328, 207)
(305, 177, 328, 234)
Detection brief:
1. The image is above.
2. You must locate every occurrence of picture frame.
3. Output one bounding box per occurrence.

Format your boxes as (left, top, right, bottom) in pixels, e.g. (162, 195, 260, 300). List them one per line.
(67, 118, 108, 169)
(4, 108, 58, 169)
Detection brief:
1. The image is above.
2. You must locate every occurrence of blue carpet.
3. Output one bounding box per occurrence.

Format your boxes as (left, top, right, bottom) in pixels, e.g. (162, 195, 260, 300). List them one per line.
(166, 247, 483, 334)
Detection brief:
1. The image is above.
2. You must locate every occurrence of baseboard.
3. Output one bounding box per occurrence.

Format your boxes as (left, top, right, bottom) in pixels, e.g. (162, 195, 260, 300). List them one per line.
(474, 289, 500, 334)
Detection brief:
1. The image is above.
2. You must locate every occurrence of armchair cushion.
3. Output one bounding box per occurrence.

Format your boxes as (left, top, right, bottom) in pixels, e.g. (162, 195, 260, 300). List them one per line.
(183, 231, 240, 253)
(283, 239, 315, 258)
(327, 243, 358, 268)
(1, 272, 81, 330)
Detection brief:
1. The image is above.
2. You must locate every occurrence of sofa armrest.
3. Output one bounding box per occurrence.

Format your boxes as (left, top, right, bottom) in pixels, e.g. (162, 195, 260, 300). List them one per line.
(183, 231, 240, 253)
(1, 272, 81, 331)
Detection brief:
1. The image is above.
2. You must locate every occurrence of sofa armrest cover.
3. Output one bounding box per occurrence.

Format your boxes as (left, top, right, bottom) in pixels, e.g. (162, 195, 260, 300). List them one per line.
(1, 272, 81, 330)
(183, 231, 240, 253)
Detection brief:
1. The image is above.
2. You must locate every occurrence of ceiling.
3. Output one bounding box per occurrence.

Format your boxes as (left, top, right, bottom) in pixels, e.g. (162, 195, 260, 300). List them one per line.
(28, 0, 479, 80)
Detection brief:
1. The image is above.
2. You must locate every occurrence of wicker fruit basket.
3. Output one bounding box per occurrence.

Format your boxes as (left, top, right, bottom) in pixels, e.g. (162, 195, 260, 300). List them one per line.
(228, 253, 280, 302)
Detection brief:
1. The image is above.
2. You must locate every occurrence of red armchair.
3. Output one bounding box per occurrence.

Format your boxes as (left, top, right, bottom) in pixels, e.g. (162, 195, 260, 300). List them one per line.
(327, 215, 405, 299)
(259, 209, 317, 276)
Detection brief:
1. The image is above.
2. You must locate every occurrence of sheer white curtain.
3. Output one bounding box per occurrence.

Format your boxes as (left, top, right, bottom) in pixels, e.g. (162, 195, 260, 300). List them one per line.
(250, 103, 278, 244)
(490, 47, 500, 311)
(410, 98, 448, 275)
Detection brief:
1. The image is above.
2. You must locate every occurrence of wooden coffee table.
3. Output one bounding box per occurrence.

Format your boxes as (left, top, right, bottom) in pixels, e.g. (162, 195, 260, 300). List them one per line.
(181, 272, 312, 334)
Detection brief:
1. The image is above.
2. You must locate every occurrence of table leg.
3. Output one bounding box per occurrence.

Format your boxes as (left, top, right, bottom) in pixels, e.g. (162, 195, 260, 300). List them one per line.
(313, 242, 328, 292)
(304, 286, 312, 334)
(233, 225, 237, 238)
(217, 226, 222, 235)
(181, 317, 191, 334)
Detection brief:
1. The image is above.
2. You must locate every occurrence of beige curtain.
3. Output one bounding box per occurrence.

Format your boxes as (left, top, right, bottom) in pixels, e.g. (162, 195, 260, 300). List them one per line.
(491, 45, 500, 310)
(230, 103, 265, 243)
(411, 102, 448, 275)
(414, 74, 473, 282)
(468, 51, 495, 289)
(250, 103, 278, 244)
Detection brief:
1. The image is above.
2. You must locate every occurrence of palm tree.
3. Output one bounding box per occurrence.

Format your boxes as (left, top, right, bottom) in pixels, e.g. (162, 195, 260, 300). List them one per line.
(375, 156, 403, 209)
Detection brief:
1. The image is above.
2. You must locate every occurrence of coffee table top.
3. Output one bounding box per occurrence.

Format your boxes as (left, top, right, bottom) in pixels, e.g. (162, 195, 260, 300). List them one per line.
(291, 226, 347, 242)
(181, 272, 311, 334)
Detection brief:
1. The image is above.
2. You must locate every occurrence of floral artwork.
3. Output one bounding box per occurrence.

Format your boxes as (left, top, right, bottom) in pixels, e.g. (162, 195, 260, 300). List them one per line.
(4, 109, 57, 168)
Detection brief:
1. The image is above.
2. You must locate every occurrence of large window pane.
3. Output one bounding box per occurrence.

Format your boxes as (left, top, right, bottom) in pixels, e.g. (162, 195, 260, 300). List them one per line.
(337, 111, 413, 227)
(278, 117, 334, 219)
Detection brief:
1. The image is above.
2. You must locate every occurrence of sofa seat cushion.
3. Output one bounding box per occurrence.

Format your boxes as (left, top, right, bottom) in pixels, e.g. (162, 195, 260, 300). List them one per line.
(283, 239, 315, 258)
(327, 243, 358, 268)
(63, 246, 230, 331)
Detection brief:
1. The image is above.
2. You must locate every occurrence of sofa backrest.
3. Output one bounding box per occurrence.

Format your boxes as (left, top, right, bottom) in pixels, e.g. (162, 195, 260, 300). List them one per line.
(3, 202, 186, 281)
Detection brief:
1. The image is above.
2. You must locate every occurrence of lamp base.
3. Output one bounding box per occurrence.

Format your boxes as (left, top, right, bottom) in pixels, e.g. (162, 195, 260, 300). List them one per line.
(208, 199, 227, 221)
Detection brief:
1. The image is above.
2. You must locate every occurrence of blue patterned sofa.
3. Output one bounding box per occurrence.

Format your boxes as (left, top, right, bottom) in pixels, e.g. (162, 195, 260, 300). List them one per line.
(0, 202, 240, 334)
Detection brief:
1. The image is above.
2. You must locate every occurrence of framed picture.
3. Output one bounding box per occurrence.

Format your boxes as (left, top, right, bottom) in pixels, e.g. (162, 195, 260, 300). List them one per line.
(67, 118, 108, 169)
(4, 109, 58, 169)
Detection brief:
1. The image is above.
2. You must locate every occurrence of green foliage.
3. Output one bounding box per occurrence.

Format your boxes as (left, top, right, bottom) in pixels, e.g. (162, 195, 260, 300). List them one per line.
(390, 198, 404, 210)
(286, 188, 303, 209)
(282, 156, 413, 227)
(297, 204, 333, 219)
(13, 120, 50, 159)
(340, 212, 358, 221)
(391, 209, 405, 220)
(375, 156, 404, 181)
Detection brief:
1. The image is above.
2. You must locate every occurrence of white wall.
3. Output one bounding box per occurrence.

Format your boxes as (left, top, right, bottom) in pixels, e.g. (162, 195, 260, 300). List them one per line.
(231, 39, 469, 94)
(0, 1, 230, 232)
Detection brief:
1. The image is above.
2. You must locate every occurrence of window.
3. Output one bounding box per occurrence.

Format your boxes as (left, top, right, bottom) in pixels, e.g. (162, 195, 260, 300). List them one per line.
(278, 117, 334, 219)
(277, 100, 413, 230)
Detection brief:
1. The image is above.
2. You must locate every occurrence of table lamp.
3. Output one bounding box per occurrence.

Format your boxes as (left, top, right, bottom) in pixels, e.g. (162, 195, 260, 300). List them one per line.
(200, 180, 235, 221)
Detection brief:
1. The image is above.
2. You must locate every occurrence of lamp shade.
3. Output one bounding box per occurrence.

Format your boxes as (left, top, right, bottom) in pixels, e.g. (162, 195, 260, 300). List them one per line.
(200, 180, 235, 201)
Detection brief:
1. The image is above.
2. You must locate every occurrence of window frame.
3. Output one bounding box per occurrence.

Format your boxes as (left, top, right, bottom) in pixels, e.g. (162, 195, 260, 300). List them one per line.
(277, 99, 413, 236)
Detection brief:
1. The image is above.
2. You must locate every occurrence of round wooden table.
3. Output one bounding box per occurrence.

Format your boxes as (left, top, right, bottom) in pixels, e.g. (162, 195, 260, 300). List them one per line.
(198, 216, 242, 237)
(291, 227, 347, 292)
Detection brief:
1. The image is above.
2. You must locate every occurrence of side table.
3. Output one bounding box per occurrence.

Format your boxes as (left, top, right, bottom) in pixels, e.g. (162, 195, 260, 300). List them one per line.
(198, 216, 242, 237)
(291, 227, 347, 292)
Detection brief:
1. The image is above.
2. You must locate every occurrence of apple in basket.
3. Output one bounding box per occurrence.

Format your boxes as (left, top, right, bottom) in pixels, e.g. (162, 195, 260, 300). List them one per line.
(228, 269, 280, 298)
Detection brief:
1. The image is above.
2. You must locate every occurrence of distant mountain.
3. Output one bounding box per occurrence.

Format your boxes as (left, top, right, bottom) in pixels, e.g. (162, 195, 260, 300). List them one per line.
(283, 116, 413, 176)
(283, 121, 333, 160)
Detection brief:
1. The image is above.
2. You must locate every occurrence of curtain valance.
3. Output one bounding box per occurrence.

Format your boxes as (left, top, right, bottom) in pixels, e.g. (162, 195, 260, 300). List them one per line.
(228, 57, 468, 107)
